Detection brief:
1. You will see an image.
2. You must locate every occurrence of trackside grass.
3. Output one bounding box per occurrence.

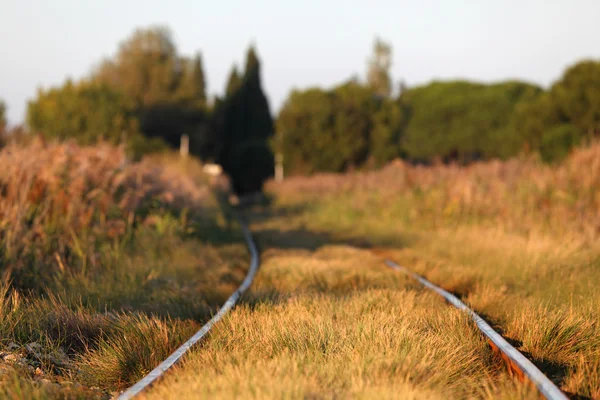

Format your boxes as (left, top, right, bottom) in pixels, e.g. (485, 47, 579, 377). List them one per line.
(0, 141, 247, 398)
(144, 241, 538, 399)
(3, 139, 599, 399)
(251, 143, 600, 399)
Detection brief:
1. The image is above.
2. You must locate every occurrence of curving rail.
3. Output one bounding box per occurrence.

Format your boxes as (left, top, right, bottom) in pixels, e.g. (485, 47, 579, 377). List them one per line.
(116, 220, 260, 400)
(112, 214, 566, 399)
(385, 259, 568, 400)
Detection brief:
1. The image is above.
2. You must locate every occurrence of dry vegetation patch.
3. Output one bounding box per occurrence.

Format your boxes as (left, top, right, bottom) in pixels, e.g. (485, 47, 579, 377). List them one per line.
(145, 246, 538, 399)
(0, 139, 212, 288)
(270, 142, 600, 241)
(260, 144, 600, 398)
(0, 140, 246, 398)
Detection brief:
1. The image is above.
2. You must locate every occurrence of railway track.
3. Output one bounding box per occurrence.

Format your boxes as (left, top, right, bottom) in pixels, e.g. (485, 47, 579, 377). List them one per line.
(385, 259, 569, 400)
(115, 220, 260, 400)
(113, 219, 568, 399)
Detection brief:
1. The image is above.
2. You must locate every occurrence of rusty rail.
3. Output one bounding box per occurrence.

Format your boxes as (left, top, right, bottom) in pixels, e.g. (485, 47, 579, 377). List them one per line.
(385, 259, 568, 400)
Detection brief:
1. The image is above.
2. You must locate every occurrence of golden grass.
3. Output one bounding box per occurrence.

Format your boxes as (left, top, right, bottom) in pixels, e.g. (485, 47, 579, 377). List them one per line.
(145, 246, 538, 399)
(0, 139, 247, 398)
(0, 138, 212, 289)
(258, 143, 600, 398)
(269, 141, 600, 241)
(378, 229, 600, 398)
(4, 138, 599, 398)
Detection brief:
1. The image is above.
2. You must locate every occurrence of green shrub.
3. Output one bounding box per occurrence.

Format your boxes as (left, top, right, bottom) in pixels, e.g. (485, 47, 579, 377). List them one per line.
(540, 124, 579, 162)
(126, 133, 171, 161)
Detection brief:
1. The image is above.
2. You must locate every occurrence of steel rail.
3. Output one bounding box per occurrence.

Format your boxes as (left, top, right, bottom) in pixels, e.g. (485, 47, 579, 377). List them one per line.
(116, 220, 259, 400)
(385, 259, 568, 400)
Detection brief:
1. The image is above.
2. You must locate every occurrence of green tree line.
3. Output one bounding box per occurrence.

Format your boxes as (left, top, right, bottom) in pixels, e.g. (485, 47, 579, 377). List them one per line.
(16, 28, 600, 187)
(278, 39, 600, 174)
(25, 26, 274, 195)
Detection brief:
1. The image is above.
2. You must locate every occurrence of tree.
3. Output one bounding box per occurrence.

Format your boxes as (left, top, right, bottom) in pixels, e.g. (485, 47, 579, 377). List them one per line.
(551, 60, 600, 137)
(26, 79, 143, 148)
(192, 53, 207, 107)
(367, 37, 392, 98)
(225, 65, 242, 97)
(539, 124, 579, 162)
(370, 95, 405, 166)
(511, 92, 558, 153)
(277, 81, 403, 175)
(177, 52, 207, 108)
(241, 45, 274, 142)
(210, 45, 275, 194)
(228, 140, 275, 194)
(95, 26, 179, 108)
(245, 45, 259, 77)
(277, 88, 335, 174)
(399, 80, 542, 162)
(513, 60, 600, 161)
(93, 26, 209, 148)
(328, 82, 376, 169)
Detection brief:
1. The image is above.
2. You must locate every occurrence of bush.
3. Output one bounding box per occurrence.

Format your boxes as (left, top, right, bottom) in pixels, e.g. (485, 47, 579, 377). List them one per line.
(126, 133, 171, 161)
(540, 124, 579, 162)
(0, 140, 210, 290)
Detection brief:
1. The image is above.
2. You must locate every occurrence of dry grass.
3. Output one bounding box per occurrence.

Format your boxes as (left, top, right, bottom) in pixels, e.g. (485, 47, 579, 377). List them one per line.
(0, 138, 213, 289)
(259, 143, 600, 398)
(270, 141, 600, 241)
(145, 246, 538, 399)
(4, 138, 599, 398)
(0, 139, 247, 398)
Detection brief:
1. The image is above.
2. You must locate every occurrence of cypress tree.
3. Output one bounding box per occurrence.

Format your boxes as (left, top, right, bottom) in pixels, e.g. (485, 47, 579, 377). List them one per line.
(225, 65, 242, 97)
(241, 45, 274, 142)
(192, 52, 207, 107)
(213, 45, 275, 195)
(245, 46, 259, 77)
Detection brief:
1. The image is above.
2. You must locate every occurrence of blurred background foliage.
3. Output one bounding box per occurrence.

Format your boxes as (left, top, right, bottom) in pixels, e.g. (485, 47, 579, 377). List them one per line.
(1, 26, 599, 189)
(21, 26, 274, 195)
(277, 40, 600, 174)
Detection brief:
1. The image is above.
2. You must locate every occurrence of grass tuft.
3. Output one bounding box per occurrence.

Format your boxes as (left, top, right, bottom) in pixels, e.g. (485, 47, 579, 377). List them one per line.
(78, 313, 198, 388)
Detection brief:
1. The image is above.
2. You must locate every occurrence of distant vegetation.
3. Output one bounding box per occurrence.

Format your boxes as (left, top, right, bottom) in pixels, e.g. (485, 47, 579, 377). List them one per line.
(277, 82, 403, 174)
(277, 40, 600, 175)
(23, 26, 274, 195)
(398, 80, 541, 162)
(2, 27, 599, 186)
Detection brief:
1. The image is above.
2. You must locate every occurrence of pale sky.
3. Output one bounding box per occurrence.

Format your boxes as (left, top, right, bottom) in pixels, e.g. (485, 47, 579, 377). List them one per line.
(1, 0, 598, 125)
